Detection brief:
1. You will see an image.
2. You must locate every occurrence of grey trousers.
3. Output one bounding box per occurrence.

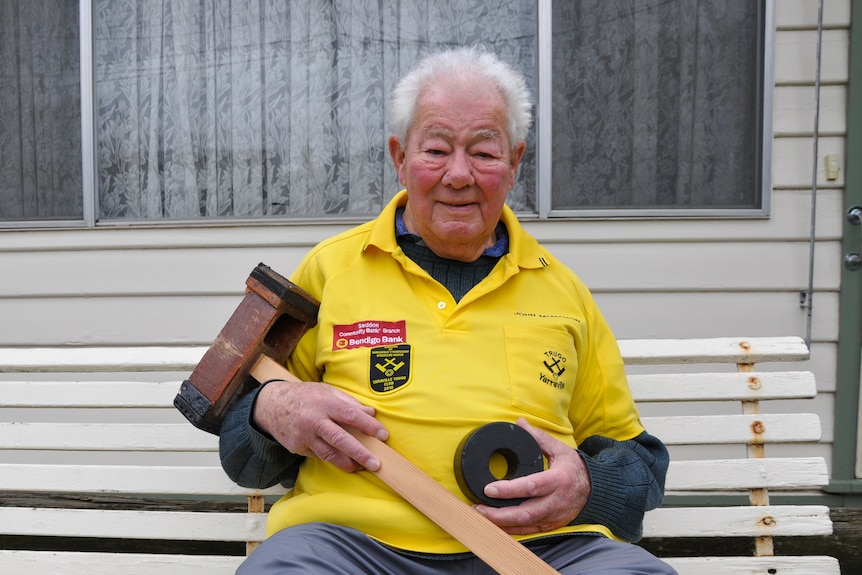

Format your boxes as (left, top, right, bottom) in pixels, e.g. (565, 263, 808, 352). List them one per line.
(237, 522, 678, 575)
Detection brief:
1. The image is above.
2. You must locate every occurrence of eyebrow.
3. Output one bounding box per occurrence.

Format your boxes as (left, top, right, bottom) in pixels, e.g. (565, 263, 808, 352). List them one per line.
(420, 127, 502, 141)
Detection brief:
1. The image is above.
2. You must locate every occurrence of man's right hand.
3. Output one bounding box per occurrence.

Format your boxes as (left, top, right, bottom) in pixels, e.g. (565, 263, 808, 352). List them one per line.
(252, 380, 389, 473)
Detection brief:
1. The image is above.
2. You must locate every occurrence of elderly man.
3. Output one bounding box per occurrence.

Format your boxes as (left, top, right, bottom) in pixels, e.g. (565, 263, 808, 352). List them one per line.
(220, 46, 677, 575)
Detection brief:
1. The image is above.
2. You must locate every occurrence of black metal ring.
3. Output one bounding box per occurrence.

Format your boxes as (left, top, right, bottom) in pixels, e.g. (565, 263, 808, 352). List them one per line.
(454, 421, 544, 507)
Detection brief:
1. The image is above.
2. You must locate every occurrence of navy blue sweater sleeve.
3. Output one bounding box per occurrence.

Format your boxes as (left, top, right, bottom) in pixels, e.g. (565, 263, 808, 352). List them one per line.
(573, 431, 669, 543)
(218, 385, 303, 489)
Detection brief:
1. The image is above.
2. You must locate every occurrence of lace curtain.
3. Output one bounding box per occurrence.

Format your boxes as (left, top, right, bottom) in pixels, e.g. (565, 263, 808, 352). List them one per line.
(551, 0, 761, 210)
(0, 0, 81, 220)
(1, 1, 761, 223)
(95, 0, 536, 220)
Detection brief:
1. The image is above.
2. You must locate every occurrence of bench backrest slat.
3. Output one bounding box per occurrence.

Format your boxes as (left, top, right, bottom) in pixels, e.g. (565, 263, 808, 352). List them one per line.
(0, 336, 838, 575)
(628, 371, 816, 402)
(0, 337, 808, 374)
(0, 422, 216, 451)
(640, 413, 822, 445)
(666, 457, 829, 491)
(618, 337, 809, 365)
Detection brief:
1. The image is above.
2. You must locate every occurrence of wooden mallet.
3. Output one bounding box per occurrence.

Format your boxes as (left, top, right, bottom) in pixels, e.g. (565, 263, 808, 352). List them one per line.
(176, 264, 560, 575)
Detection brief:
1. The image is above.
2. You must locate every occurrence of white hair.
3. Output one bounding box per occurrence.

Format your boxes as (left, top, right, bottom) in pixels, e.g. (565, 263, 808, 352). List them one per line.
(391, 46, 533, 149)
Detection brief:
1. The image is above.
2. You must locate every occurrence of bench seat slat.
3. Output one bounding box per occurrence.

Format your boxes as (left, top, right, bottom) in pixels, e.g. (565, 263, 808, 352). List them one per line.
(0, 463, 286, 497)
(2, 505, 832, 541)
(0, 551, 244, 575)
(628, 371, 816, 402)
(617, 337, 809, 365)
(0, 507, 266, 541)
(665, 457, 829, 491)
(664, 555, 841, 575)
(0, 551, 842, 575)
(643, 505, 833, 538)
(641, 413, 822, 445)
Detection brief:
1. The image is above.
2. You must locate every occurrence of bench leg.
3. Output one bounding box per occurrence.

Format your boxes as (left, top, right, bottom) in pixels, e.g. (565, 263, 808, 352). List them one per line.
(247, 495, 265, 556)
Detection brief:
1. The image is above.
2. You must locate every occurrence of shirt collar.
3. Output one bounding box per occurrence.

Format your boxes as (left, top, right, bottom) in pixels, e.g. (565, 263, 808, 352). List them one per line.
(395, 207, 509, 257)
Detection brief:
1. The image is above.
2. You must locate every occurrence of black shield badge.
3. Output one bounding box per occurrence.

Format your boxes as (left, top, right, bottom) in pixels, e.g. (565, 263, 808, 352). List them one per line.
(369, 345, 411, 393)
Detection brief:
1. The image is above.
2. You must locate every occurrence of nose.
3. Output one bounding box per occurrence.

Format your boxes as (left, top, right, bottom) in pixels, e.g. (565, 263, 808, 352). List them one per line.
(442, 150, 475, 189)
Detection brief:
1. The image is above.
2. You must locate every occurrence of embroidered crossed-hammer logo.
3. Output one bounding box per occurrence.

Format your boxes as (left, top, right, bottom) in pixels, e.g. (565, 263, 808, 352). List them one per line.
(543, 357, 566, 378)
(375, 357, 405, 377)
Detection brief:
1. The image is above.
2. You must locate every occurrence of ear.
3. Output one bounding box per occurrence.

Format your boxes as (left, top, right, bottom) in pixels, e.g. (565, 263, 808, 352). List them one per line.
(508, 141, 527, 188)
(388, 136, 407, 185)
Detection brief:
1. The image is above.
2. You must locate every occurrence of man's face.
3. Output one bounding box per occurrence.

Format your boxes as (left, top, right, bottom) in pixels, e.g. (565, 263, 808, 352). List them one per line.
(388, 76, 525, 262)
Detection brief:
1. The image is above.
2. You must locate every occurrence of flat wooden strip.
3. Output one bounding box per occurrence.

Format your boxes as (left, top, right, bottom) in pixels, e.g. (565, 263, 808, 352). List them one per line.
(664, 555, 841, 575)
(641, 413, 822, 445)
(643, 505, 833, 538)
(665, 458, 829, 491)
(0, 551, 244, 575)
(0, 552, 841, 575)
(0, 464, 286, 497)
(628, 371, 816, 402)
(0, 507, 266, 541)
(0, 380, 180, 408)
(0, 346, 207, 373)
(618, 337, 809, 365)
(0, 423, 216, 451)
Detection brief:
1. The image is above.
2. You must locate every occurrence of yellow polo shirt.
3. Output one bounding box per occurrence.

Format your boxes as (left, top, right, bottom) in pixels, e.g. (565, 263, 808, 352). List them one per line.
(268, 190, 644, 553)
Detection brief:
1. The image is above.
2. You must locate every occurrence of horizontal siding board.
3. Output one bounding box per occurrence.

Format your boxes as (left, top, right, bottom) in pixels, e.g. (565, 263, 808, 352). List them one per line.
(773, 136, 846, 188)
(0, 241, 844, 297)
(0, 292, 840, 346)
(774, 85, 847, 135)
(775, 0, 850, 28)
(774, 29, 848, 84)
(597, 292, 840, 343)
(0, 190, 843, 253)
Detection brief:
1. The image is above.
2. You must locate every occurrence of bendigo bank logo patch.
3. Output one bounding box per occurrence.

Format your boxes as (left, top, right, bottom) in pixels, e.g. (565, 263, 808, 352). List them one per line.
(370, 345, 411, 393)
(332, 320, 406, 351)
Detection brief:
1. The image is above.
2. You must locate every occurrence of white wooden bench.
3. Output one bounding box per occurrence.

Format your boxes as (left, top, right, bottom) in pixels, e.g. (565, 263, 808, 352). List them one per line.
(0, 337, 841, 574)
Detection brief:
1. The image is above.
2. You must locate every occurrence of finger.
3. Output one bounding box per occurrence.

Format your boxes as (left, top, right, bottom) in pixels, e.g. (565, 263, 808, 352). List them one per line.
(315, 420, 382, 472)
(515, 417, 567, 458)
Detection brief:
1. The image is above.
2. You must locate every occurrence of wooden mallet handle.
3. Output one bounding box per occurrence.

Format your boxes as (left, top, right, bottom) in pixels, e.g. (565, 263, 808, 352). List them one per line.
(251, 355, 561, 575)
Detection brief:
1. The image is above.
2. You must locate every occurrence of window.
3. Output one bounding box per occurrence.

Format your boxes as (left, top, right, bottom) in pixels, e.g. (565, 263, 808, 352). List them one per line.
(549, 1, 766, 216)
(0, 1, 82, 222)
(0, 1, 769, 226)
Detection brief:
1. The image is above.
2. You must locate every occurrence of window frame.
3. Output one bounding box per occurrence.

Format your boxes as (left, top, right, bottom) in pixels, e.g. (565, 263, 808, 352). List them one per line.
(5, 0, 774, 229)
